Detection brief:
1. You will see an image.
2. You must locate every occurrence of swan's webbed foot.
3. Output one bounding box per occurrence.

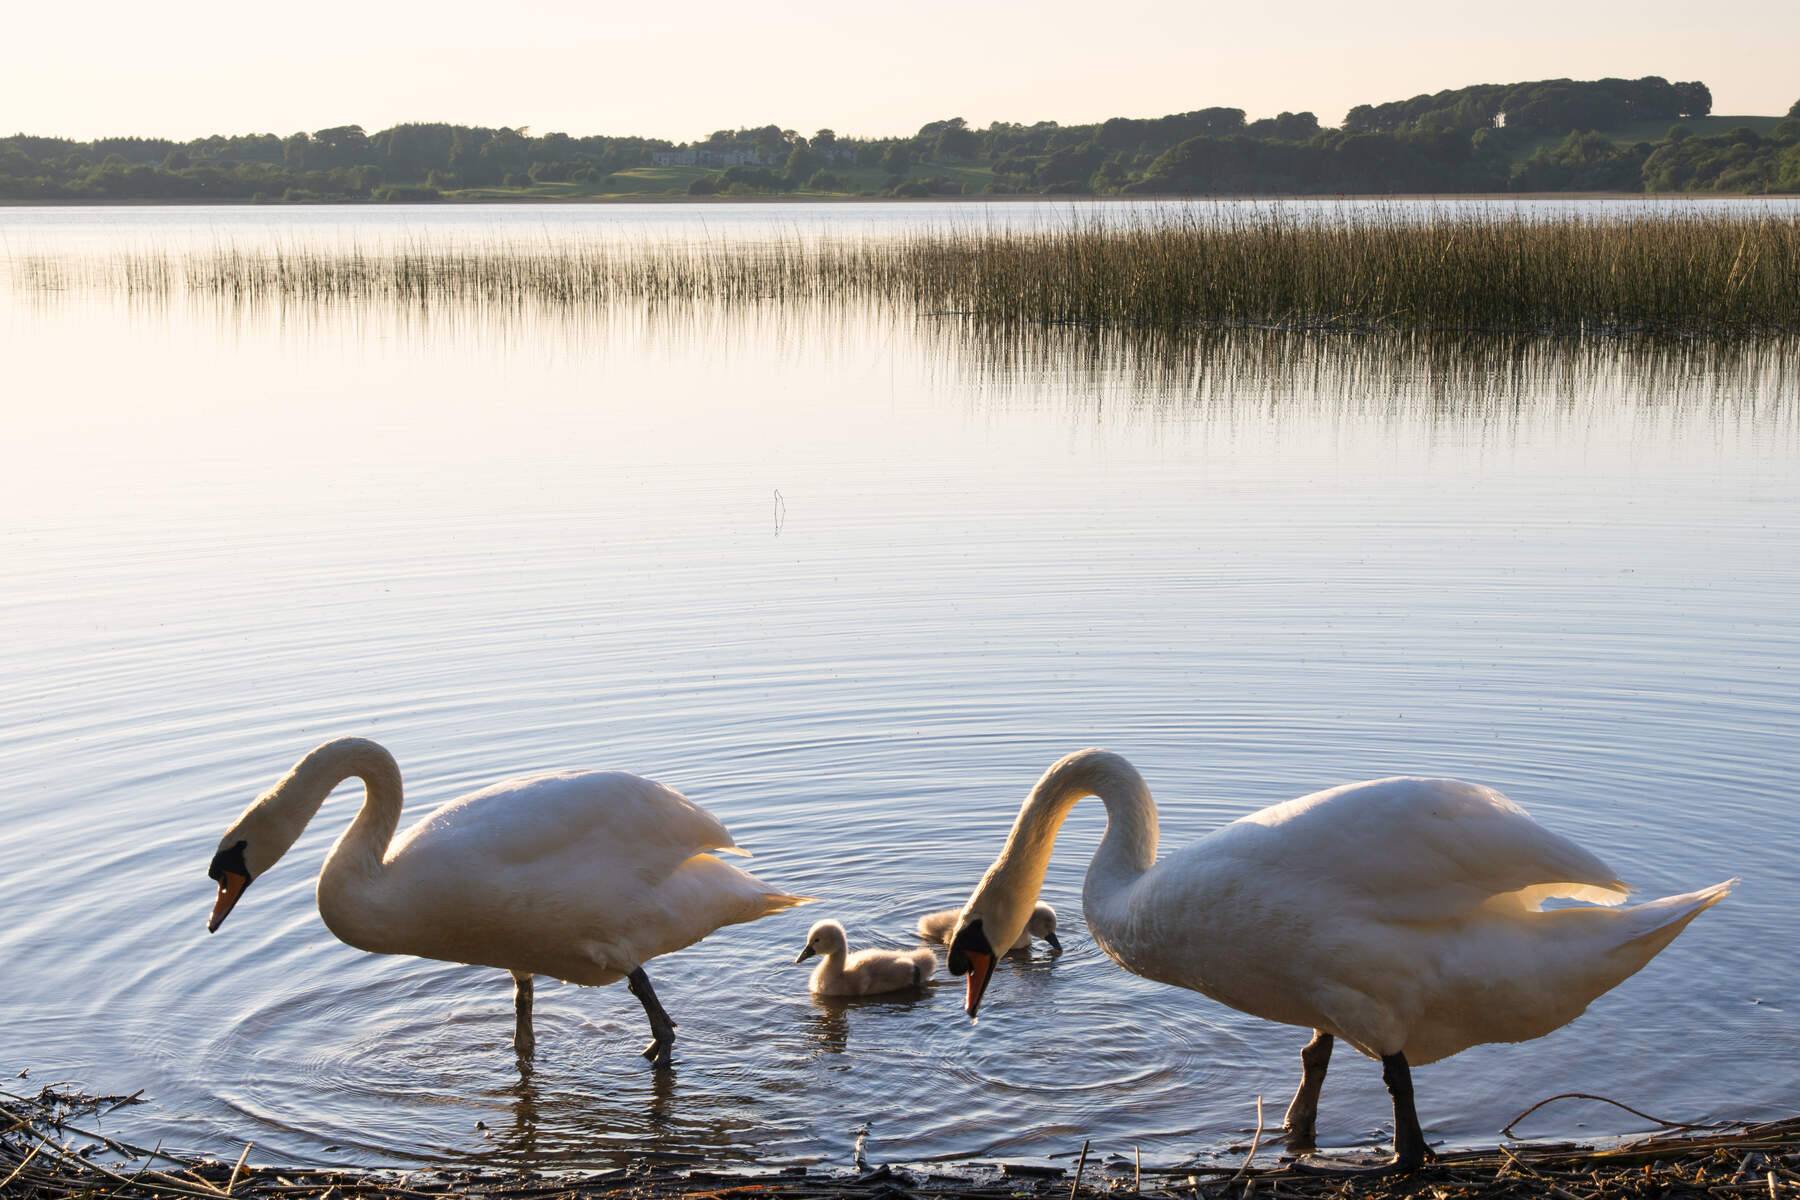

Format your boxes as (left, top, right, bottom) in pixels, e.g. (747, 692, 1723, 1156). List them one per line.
(628, 966, 678, 1069)
(511, 971, 536, 1058)
(1285, 1150, 1434, 1178)
(640, 1033, 675, 1066)
(1284, 1048, 1434, 1176)
(1381, 1051, 1434, 1173)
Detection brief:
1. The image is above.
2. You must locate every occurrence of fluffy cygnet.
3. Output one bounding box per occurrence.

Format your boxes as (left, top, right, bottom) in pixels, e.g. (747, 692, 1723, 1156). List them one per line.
(917, 901, 1060, 952)
(795, 919, 936, 996)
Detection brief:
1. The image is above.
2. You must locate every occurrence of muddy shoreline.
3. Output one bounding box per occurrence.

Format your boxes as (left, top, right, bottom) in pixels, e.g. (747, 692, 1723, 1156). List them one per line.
(6, 1086, 1797, 1200)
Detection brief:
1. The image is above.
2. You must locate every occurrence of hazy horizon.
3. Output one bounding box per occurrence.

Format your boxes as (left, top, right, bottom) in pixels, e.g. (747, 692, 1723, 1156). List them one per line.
(8, 0, 1797, 144)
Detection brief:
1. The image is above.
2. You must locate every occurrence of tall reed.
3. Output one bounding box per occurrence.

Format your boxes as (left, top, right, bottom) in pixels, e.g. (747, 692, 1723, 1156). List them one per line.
(12, 208, 1800, 335)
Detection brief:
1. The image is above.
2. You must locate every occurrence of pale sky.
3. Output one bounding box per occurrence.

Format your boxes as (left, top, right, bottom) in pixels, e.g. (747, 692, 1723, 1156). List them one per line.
(8, 0, 1797, 143)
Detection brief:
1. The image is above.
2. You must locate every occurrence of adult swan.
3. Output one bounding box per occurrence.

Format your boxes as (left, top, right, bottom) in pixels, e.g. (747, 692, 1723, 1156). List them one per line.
(946, 749, 1734, 1169)
(206, 737, 809, 1064)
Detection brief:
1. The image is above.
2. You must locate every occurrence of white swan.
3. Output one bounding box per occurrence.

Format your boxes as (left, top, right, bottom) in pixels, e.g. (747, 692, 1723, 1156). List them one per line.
(946, 749, 1736, 1169)
(917, 901, 1060, 952)
(795, 919, 937, 995)
(206, 736, 810, 1063)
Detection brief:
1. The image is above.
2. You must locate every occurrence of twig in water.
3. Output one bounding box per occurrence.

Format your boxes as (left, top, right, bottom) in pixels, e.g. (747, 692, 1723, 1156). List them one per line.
(106, 1088, 146, 1113)
(228, 1141, 253, 1194)
(1501, 1093, 1708, 1140)
(1135, 1145, 1142, 1195)
(1070, 1139, 1090, 1200)
(1232, 1096, 1266, 1183)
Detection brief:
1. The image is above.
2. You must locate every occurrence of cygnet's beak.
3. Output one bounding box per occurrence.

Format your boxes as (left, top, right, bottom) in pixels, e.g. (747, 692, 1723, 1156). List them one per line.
(1042, 929, 1063, 952)
(208, 870, 249, 933)
(794, 945, 816, 964)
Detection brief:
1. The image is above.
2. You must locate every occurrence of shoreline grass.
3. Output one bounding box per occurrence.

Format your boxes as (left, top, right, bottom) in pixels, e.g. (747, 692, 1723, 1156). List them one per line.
(10, 208, 1800, 336)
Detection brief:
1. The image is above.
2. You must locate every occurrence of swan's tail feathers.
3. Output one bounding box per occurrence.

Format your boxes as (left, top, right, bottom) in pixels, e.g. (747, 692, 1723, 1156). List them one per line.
(759, 889, 817, 913)
(1621, 877, 1737, 943)
(1590, 877, 1738, 984)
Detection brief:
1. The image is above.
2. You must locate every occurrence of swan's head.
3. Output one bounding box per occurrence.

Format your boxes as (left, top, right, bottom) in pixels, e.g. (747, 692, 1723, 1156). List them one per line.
(946, 917, 997, 1017)
(206, 789, 307, 932)
(795, 919, 848, 963)
(1026, 901, 1061, 951)
(946, 843, 1045, 1016)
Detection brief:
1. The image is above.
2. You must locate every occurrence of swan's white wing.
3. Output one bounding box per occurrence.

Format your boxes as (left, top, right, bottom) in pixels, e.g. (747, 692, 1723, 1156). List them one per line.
(366, 770, 803, 980)
(1223, 776, 1630, 920)
(390, 769, 746, 878)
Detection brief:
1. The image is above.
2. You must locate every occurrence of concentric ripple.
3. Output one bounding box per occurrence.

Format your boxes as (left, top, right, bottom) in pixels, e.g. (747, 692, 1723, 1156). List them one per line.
(3, 204, 1798, 1174)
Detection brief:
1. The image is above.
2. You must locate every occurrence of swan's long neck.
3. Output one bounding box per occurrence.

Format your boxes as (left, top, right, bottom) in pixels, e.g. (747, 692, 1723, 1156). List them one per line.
(249, 738, 406, 952)
(963, 749, 1158, 951)
(253, 737, 404, 873)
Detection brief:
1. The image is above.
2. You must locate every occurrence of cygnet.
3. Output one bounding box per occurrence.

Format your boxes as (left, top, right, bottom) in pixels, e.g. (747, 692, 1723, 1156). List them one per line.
(917, 901, 1060, 952)
(795, 919, 936, 996)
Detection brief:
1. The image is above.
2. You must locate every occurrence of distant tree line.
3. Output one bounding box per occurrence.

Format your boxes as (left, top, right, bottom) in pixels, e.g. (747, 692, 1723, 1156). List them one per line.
(0, 124, 670, 201)
(1343, 76, 1714, 135)
(3, 77, 1798, 202)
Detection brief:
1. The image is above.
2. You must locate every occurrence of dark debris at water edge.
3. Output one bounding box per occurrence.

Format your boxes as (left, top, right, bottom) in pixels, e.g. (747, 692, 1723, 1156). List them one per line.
(6, 1085, 1800, 1200)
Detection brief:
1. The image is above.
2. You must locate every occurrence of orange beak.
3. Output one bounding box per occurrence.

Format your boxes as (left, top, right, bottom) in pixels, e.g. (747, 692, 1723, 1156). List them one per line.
(208, 870, 249, 932)
(962, 949, 996, 1019)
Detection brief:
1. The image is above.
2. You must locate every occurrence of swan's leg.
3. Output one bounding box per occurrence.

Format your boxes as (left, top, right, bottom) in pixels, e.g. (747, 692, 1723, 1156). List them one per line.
(511, 971, 535, 1057)
(1380, 1052, 1434, 1170)
(628, 966, 677, 1067)
(1281, 1030, 1334, 1150)
(1287, 1050, 1434, 1176)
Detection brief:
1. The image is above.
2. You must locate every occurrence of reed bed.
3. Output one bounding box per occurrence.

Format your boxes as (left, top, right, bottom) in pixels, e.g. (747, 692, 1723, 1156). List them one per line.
(896, 210, 1800, 335)
(10, 210, 1800, 336)
(7, 1085, 1800, 1200)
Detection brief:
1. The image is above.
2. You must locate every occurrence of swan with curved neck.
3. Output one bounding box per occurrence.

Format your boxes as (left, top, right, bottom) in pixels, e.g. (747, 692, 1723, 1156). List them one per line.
(947, 749, 1735, 1169)
(207, 736, 810, 1064)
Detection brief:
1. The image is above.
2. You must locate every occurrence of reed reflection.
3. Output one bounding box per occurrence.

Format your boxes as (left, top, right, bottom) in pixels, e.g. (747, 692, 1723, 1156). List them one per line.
(14, 279, 1795, 434)
(928, 320, 1800, 433)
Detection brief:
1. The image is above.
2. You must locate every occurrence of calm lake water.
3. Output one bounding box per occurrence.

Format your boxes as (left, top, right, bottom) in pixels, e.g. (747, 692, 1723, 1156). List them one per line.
(2, 201, 1796, 1176)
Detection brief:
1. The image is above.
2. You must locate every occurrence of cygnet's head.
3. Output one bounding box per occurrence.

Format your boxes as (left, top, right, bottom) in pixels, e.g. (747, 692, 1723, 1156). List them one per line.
(795, 919, 849, 963)
(1027, 901, 1062, 950)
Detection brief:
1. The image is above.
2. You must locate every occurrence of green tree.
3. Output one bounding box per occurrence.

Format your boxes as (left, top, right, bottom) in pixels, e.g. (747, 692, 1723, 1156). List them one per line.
(783, 142, 817, 181)
(879, 141, 912, 173)
(310, 125, 369, 168)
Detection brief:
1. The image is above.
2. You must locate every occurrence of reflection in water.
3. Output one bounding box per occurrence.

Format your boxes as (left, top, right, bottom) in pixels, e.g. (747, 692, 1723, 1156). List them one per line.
(501, 1057, 541, 1159)
(929, 320, 1800, 431)
(476, 1045, 688, 1165)
(1, 269, 1796, 1174)
(14, 280, 1797, 428)
(804, 999, 851, 1057)
(803, 988, 940, 1059)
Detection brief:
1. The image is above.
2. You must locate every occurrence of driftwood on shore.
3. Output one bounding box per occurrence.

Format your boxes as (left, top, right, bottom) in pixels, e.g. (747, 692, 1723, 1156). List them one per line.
(5, 1085, 1799, 1200)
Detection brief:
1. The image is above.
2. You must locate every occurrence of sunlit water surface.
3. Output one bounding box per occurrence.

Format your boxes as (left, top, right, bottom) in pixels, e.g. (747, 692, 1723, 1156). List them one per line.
(2, 203, 1797, 1176)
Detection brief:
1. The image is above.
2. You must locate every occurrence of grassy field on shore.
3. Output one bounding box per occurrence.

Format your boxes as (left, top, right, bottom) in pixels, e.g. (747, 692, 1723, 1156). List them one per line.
(17, 208, 1800, 336)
